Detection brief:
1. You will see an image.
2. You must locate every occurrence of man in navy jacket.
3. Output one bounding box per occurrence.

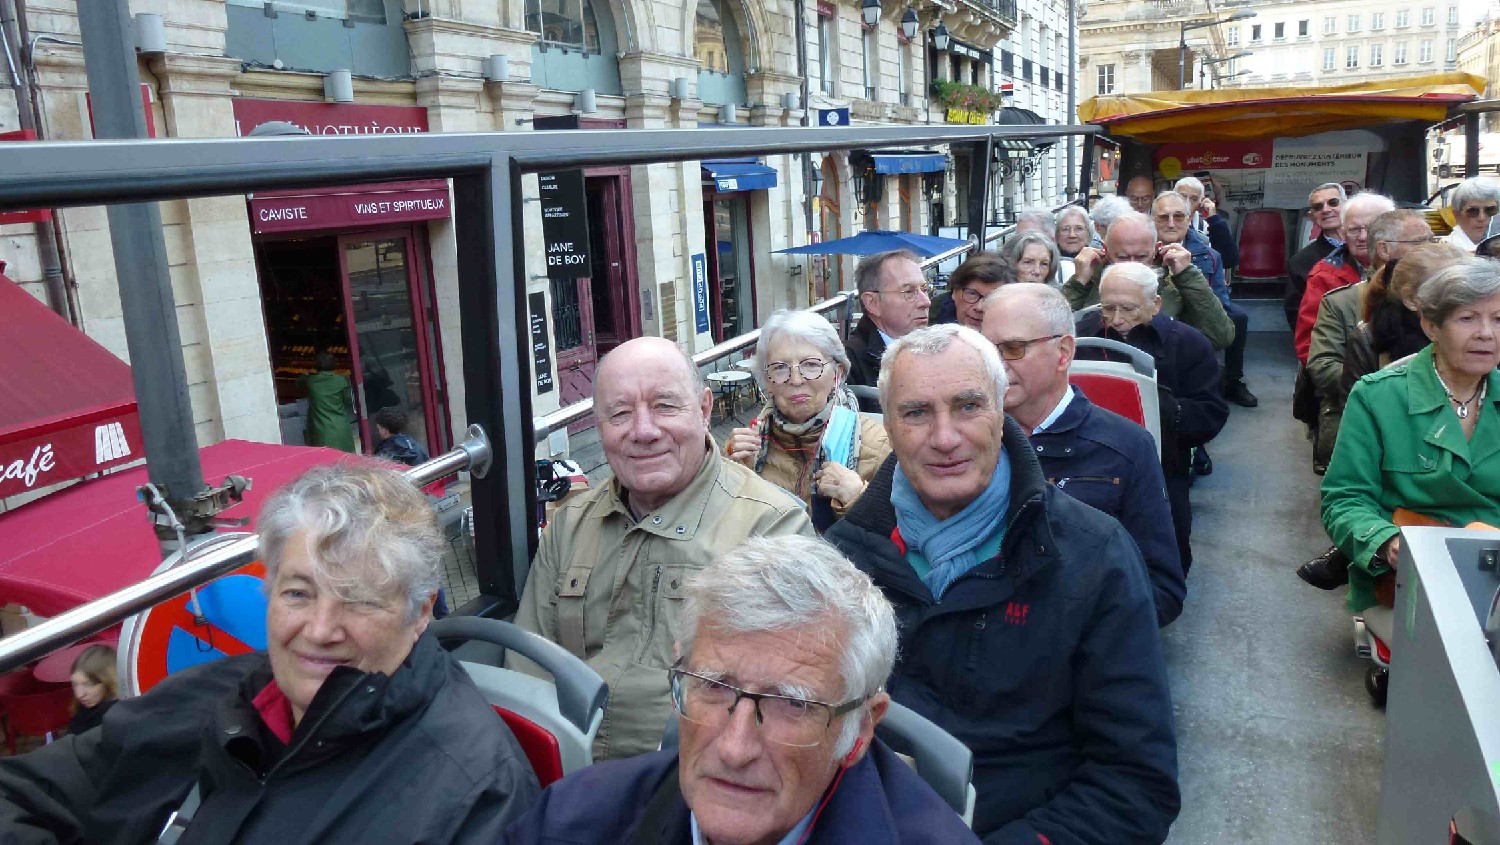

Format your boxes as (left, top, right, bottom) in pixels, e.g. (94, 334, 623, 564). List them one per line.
(1076, 263, 1229, 576)
(982, 283, 1184, 627)
(826, 324, 1179, 844)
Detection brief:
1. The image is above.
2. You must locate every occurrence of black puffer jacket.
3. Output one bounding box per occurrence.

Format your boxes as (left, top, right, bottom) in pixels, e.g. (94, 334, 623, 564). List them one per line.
(0, 631, 539, 844)
(825, 420, 1179, 845)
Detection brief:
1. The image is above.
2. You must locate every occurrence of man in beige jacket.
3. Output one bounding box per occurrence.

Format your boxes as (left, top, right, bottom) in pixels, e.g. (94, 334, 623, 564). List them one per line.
(513, 337, 814, 760)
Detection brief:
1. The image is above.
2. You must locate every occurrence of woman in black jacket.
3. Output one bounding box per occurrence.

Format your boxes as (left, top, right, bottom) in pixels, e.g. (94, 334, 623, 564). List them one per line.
(65, 644, 117, 736)
(0, 464, 539, 844)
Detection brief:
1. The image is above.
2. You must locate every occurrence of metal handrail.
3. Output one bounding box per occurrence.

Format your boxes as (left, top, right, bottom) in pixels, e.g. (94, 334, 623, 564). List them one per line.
(0, 425, 495, 676)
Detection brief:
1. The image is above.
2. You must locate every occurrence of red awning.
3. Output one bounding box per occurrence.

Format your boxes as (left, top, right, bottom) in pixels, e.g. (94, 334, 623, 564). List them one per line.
(0, 272, 141, 498)
(247, 179, 451, 234)
(0, 439, 358, 617)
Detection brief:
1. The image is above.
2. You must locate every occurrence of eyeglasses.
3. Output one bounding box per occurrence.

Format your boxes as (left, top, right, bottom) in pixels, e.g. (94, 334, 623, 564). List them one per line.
(765, 358, 828, 384)
(1309, 197, 1343, 213)
(1345, 225, 1369, 237)
(876, 283, 934, 303)
(1100, 303, 1143, 317)
(1057, 225, 1090, 236)
(994, 334, 1062, 360)
(1463, 204, 1500, 219)
(669, 665, 865, 748)
(1153, 212, 1187, 223)
(955, 285, 991, 304)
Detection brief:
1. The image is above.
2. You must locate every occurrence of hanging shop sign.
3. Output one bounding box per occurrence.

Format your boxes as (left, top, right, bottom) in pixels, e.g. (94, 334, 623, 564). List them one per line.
(539, 170, 593, 280)
(945, 108, 989, 125)
(818, 108, 851, 127)
(945, 38, 993, 65)
(529, 291, 555, 395)
(232, 98, 429, 137)
(691, 253, 710, 335)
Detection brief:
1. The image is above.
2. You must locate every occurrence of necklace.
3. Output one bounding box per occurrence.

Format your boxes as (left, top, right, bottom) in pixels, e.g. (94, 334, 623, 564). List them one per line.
(1433, 361, 1488, 420)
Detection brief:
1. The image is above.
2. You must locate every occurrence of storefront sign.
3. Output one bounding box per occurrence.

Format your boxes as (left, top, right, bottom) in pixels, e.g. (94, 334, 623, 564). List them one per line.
(691, 253, 710, 335)
(1262, 141, 1369, 209)
(1154, 139, 1273, 179)
(529, 291, 555, 394)
(248, 182, 451, 234)
(0, 414, 143, 499)
(945, 108, 989, 125)
(539, 170, 593, 280)
(946, 38, 993, 64)
(231, 98, 429, 137)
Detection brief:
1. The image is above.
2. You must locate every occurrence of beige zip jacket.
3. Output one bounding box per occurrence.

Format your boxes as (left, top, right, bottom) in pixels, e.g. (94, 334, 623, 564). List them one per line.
(512, 437, 814, 760)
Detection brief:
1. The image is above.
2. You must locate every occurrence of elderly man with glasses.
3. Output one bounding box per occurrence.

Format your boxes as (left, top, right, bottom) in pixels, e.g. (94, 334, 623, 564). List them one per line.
(845, 250, 933, 394)
(504, 535, 980, 845)
(1444, 177, 1500, 253)
(1295, 191, 1396, 364)
(1285, 183, 1349, 330)
(825, 324, 1179, 844)
(1076, 263, 1229, 578)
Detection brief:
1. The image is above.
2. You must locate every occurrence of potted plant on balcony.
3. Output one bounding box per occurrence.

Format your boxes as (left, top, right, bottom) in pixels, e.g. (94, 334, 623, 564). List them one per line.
(930, 80, 1003, 116)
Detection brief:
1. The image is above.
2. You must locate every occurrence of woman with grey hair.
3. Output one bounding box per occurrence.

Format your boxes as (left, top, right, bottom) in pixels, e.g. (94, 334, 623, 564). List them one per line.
(726, 309, 890, 529)
(1323, 257, 1500, 621)
(1089, 195, 1131, 244)
(1445, 177, 1500, 252)
(0, 463, 540, 841)
(1054, 206, 1093, 282)
(1006, 231, 1062, 289)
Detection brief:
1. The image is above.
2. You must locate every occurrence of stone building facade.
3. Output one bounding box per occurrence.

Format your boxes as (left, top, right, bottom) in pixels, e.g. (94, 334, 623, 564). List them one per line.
(0, 0, 1014, 468)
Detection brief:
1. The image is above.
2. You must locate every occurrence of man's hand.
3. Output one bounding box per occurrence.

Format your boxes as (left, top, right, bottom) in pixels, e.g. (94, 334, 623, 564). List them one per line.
(1200, 197, 1217, 219)
(1072, 246, 1104, 284)
(1159, 242, 1193, 275)
(725, 424, 762, 467)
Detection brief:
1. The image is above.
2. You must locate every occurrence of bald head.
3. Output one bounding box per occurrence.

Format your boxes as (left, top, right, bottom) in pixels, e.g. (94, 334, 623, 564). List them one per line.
(1125, 176, 1155, 214)
(595, 336, 704, 404)
(1105, 211, 1158, 265)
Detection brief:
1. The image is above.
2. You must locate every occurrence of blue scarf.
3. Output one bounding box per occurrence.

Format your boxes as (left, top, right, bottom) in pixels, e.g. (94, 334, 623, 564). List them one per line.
(890, 451, 1011, 599)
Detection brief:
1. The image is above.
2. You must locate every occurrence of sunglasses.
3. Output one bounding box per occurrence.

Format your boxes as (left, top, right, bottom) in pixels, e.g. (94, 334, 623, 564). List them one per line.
(1309, 198, 1342, 213)
(1463, 205, 1500, 219)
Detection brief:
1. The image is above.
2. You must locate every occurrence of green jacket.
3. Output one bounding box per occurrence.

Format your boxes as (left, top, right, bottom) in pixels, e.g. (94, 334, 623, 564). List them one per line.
(1306, 282, 1363, 401)
(512, 438, 814, 760)
(1321, 345, 1500, 612)
(1062, 263, 1235, 350)
(298, 371, 356, 452)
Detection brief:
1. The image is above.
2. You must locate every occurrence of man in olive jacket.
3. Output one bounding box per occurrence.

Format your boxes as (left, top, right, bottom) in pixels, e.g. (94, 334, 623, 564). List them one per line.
(513, 337, 813, 761)
(1062, 211, 1235, 350)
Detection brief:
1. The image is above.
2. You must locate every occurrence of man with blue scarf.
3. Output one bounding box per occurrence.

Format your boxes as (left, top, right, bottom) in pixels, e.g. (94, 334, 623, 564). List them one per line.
(826, 324, 1179, 845)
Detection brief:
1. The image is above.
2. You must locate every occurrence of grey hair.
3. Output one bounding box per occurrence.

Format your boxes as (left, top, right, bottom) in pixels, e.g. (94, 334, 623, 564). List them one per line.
(258, 463, 442, 623)
(1173, 175, 1204, 196)
(1369, 209, 1429, 251)
(1308, 182, 1347, 204)
(1005, 231, 1061, 280)
(986, 282, 1075, 337)
(1106, 210, 1158, 246)
(876, 323, 1009, 415)
(854, 249, 921, 296)
(1452, 177, 1500, 214)
(1090, 195, 1133, 233)
(1056, 205, 1092, 232)
(1341, 191, 1396, 226)
(1016, 206, 1056, 232)
(1152, 191, 1189, 214)
(678, 535, 898, 758)
(1102, 261, 1160, 300)
(752, 309, 851, 394)
(1415, 257, 1500, 326)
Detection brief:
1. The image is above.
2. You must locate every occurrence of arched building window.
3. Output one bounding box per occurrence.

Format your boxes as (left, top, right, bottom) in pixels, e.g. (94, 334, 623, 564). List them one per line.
(525, 0, 602, 53)
(695, 0, 748, 106)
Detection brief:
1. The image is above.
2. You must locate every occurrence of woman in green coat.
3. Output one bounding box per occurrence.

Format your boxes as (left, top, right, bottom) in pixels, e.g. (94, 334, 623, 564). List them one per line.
(299, 351, 357, 453)
(1322, 257, 1500, 612)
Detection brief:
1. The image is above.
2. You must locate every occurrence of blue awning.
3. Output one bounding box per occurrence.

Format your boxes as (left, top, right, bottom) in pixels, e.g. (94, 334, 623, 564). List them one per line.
(702, 159, 778, 193)
(870, 153, 947, 174)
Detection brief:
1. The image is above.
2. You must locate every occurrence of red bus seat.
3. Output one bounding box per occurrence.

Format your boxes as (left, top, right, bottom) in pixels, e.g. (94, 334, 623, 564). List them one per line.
(495, 706, 566, 787)
(430, 617, 607, 788)
(1070, 372, 1146, 426)
(1237, 209, 1288, 280)
(1068, 338, 1161, 458)
(0, 672, 73, 752)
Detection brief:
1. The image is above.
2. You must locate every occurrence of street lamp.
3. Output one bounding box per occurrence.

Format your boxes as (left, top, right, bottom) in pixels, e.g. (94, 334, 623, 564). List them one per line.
(862, 0, 881, 28)
(1212, 68, 1253, 86)
(900, 7, 919, 41)
(1179, 9, 1255, 88)
(933, 21, 951, 52)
